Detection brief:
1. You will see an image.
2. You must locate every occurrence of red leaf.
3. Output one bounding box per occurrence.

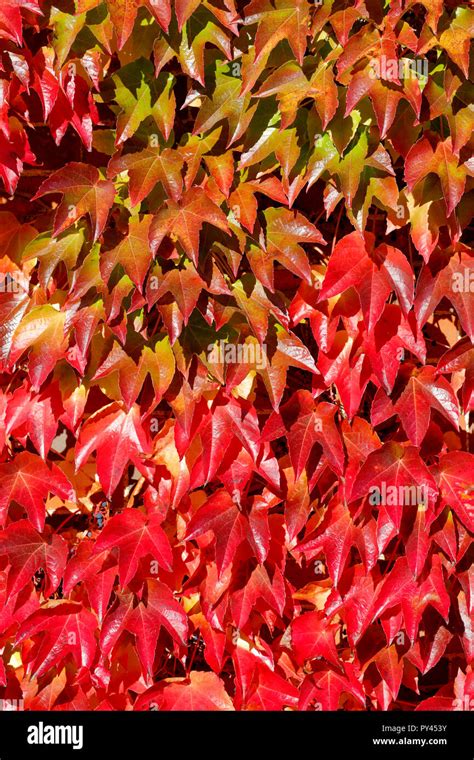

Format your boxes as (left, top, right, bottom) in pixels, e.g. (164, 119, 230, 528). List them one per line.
(186, 490, 246, 577)
(299, 663, 365, 710)
(372, 557, 417, 621)
(298, 501, 357, 588)
(247, 662, 299, 710)
(405, 505, 430, 578)
(437, 452, 474, 531)
(375, 645, 403, 700)
(0, 452, 75, 531)
(126, 580, 188, 675)
(395, 366, 459, 446)
(75, 403, 152, 498)
(350, 442, 439, 526)
(230, 563, 285, 629)
(291, 611, 340, 668)
(0, 519, 67, 599)
(136, 670, 234, 710)
(320, 231, 372, 300)
(16, 601, 97, 678)
(94, 510, 173, 587)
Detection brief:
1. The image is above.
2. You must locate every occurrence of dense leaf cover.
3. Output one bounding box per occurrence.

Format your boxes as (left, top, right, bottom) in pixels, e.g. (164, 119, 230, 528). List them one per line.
(0, 0, 473, 712)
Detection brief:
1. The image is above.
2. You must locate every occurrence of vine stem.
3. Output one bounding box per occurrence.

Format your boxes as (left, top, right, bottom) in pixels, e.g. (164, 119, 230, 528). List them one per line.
(382, 536, 402, 575)
(372, 207, 378, 234)
(148, 309, 162, 339)
(313, 207, 326, 227)
(53, 510, 82, 534)
(407, 232, 414, 271)
(331, 202, 344, 254)
(186, 637, 199, 675)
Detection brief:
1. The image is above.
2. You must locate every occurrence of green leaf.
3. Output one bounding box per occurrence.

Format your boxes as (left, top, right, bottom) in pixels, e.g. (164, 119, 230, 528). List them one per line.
(23, 229, 86, 289)
(113, 59, 176, 145)
(336, 131, 368, 208)
(10, 305, 68, 390)
(193, 68, 256, 145)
